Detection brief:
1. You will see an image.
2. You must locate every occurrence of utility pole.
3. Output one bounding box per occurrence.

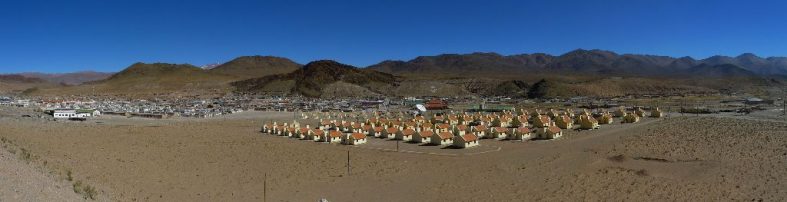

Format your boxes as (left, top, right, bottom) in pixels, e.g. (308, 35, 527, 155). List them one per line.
(346, 149, 351, 176)
(263, 173, 267, 202)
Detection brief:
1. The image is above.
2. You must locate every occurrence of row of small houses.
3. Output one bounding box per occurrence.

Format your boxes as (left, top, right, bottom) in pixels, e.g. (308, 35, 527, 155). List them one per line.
(262, 107, 663, 149)
(261, 122, 539, 149)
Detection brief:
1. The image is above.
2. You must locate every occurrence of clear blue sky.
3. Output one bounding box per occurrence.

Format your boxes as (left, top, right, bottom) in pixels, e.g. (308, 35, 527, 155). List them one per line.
(1, 0, 786, 73)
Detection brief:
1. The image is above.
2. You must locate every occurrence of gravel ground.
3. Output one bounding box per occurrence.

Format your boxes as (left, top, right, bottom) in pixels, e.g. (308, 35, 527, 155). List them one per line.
(0, 147, 84, 202)
(0, 108, 784, 201)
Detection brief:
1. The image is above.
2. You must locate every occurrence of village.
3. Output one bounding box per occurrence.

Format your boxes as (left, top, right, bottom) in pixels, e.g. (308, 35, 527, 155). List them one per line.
(0, 93, 779, 122)
(260, 103, 665, 150)
(1, 93, 784, 201)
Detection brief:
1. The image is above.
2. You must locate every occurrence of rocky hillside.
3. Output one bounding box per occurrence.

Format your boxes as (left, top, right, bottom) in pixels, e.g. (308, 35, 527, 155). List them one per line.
(232, 60, 397, 97)
(208, 56, 300, 79)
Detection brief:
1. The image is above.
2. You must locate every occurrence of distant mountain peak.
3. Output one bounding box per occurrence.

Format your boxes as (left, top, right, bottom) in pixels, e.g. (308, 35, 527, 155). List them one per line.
(737, 53, 759, 58)
(201, 63, 221, 70)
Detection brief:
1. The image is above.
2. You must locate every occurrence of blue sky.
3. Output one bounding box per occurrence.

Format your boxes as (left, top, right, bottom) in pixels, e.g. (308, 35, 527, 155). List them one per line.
(1, 0, 786, 73)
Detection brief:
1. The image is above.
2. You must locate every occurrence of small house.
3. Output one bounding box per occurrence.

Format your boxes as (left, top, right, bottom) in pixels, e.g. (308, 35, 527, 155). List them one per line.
(613, 107, 627, 117)
(431, 132, 454, 146)
(490, 127, 509, 139)
(598, 112, 614, 124)
(312, 130, 326, 142)
(623, 112, 640, 123)
(532, 114, 553, 128)
(385, 127, 399, 139)
(397, 128, 416, 142)
(510, 127, 533, 141)
(543, 126, 563, 139)
(555, 115, 573, 129)
(372, 126, 385, 138)
(412, 130, 434, 144)
(650, 107, 664, 118)
(453, 133, 480, 148)
(578, 115, 600, 130)
(453, 125, 469, 136)
(537, 126, 563, 139)
(328, 130, 343, 143)
(343, 133, 367, 145)
(472, 125, 487, 138)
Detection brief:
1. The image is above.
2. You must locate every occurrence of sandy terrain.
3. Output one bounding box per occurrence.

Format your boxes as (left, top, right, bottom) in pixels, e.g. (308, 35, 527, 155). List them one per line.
(0, 144, 86, 201)
(0, 109, 784, 201)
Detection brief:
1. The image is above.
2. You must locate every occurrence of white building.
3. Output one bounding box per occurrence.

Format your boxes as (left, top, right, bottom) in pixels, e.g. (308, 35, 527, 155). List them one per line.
(53, 109, 77, 119)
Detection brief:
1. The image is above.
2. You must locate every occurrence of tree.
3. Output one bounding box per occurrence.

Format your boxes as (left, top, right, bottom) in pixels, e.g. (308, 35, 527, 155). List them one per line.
(510, 116, 522, 128)
(491, 118, 501, 127)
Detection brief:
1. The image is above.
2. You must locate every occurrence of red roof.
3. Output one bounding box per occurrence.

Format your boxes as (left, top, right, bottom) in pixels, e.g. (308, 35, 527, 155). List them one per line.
(402, 129, 416, 136)
(539, 116, 551, 124)
(329, 130, 343, 138)
(420, 131, 435, 137)
(351, 133, 366, 139)
(438, 132, 453, 140)
(548, 126, 561, 133)
(425, 99, 448, 110)
(461, 133, 478, 142)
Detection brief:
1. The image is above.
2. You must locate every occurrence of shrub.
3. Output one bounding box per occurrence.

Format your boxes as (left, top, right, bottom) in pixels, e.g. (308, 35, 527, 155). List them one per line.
(73, 180, 98, 200)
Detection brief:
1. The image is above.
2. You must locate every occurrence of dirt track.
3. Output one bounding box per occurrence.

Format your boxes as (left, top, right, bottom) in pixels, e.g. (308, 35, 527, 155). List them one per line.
(0, 111, 785, 201)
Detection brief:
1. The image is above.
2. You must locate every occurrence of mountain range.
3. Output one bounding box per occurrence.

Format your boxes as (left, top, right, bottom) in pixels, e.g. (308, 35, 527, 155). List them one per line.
(368, 49, 787, 77)
(3, 50, 786, 98)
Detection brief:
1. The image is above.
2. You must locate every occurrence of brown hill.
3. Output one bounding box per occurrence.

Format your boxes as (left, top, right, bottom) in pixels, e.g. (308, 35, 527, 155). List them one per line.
(232, 60, 397, 97)
(0, 74, 48, 83)
(30, 63, 235, 97)
(0, 74, 59, 94)
(20, 71, 113, 85)
(208, 56, 300, 79)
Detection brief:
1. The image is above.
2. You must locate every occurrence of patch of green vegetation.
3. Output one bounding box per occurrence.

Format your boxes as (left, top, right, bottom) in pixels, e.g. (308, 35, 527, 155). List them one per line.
(21, 87, 39, 95)
(19, 147, 32, 162)
(73, 180, 98, 200)
(66, 170, 73, 181)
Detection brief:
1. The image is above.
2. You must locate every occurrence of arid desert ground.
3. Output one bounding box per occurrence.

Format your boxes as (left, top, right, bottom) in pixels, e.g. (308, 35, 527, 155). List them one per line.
(1, 108, 785, 201)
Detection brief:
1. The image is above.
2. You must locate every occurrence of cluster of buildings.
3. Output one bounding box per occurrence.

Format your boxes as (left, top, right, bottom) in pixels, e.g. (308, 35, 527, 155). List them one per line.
(0, 97, 30, 107)
(261, 107, 664, 149)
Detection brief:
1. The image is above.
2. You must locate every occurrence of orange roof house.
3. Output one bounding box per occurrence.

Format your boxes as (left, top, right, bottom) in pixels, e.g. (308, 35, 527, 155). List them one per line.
(431, 132, 455, 146)
(453, 133, 479, 148)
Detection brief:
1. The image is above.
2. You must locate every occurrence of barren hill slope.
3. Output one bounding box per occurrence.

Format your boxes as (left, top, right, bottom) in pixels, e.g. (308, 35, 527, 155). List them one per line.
(209, 56, 300, 79)
(232, 60, 397, 97)
(20, 71, 113, 85)
(0, 74, 59, 94)
(29, 63, 235, 97)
